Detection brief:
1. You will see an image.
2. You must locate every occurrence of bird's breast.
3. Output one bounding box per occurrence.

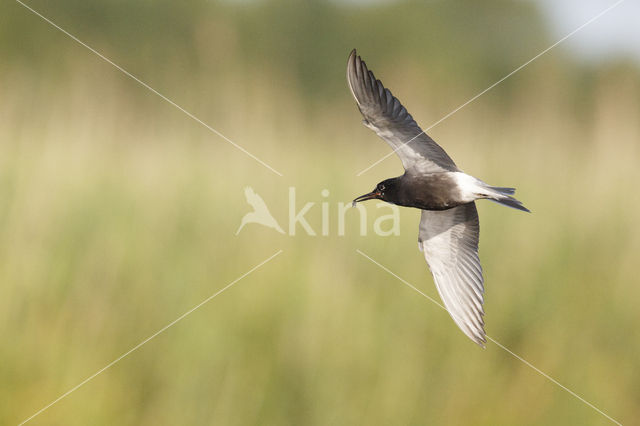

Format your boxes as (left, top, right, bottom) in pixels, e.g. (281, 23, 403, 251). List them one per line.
(398, 173, 466, 211)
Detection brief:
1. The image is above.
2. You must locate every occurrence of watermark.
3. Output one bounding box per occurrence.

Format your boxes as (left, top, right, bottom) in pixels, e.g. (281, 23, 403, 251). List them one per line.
(236, 187, 400, 237)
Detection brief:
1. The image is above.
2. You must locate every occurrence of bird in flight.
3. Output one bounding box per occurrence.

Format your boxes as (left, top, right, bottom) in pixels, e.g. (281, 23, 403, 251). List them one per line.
(348, 49, 529, 346)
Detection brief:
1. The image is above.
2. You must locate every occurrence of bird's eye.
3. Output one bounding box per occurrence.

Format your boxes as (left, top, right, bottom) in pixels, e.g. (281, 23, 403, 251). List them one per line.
(379, 184, 385, 191)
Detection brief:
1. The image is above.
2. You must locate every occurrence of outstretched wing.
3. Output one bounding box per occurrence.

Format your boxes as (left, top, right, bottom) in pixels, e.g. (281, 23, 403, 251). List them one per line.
(347, 49, 458, 175)
(418, 203, 485, 346)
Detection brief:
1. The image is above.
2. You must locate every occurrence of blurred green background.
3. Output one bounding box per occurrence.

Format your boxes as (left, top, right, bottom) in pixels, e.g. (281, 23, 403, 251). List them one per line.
(1, 0, 639, 424)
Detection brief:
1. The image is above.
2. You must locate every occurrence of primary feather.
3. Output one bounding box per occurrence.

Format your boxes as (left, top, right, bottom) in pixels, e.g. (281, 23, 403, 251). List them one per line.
(347, 49, 459, 175)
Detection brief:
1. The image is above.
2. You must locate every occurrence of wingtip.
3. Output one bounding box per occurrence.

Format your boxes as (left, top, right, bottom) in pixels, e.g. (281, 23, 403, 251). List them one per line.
(457, 321, 487, 348)
(347, 49, 358, 69)
(469, 328, 487, 347)
(458, 316, 487, 347)
(347, 49, 357, 67)
(346, 49, 362, 106)
(475, 334, 487, 348)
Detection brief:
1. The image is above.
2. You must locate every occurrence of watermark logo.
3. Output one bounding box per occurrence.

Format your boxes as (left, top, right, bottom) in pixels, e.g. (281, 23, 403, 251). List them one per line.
(236, 187, 285, 235)
(236, 187, 400, 236)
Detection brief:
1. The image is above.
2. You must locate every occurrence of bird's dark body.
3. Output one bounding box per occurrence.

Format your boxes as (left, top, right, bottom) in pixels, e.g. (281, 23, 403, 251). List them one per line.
(380, 173, 465, 211)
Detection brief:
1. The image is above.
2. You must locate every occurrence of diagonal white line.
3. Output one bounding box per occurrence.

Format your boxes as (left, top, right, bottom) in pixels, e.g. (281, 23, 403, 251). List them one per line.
(356, 249, 622, 426)
(18, 249, 283, 426)
(356, 0, 627, 176)
(15, 0, 283, 177)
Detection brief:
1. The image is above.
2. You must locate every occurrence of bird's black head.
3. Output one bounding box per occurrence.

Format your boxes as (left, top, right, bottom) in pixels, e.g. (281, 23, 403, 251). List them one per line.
(352, 178, 401, 206)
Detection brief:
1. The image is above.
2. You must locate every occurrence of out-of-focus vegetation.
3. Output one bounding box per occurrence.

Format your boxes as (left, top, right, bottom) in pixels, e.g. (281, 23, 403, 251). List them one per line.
(1, 0, 639, 424)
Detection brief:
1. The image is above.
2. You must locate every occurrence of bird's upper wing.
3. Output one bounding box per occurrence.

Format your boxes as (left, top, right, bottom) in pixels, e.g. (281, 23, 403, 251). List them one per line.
(418, 202, 485, 345)
(347, 49, 458, 174)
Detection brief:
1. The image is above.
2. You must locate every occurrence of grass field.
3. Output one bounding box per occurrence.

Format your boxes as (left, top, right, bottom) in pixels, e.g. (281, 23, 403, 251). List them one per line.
(2, 2, 640, 424)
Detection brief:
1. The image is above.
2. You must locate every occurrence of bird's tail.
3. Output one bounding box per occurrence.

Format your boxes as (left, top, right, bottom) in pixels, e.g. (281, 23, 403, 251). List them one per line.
(483, 185, 530, 213)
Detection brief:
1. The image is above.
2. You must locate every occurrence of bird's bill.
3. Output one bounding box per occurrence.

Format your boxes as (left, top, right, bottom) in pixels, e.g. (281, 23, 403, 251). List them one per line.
(352, 190, 381, 207)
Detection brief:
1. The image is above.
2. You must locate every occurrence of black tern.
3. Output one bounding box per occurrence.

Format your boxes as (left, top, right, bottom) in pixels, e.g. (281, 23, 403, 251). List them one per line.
(348, 49, 529, 346)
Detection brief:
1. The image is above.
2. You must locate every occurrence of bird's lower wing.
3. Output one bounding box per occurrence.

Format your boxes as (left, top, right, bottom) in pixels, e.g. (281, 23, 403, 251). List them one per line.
(418, 203, 486, 345)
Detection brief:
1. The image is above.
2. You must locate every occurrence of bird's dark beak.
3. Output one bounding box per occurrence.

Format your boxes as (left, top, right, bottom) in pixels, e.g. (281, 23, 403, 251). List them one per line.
(352, 190, 381, 207)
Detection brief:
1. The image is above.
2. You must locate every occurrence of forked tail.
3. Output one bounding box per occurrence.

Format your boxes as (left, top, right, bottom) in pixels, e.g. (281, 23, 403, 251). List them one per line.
(484, 185, 530, 212)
